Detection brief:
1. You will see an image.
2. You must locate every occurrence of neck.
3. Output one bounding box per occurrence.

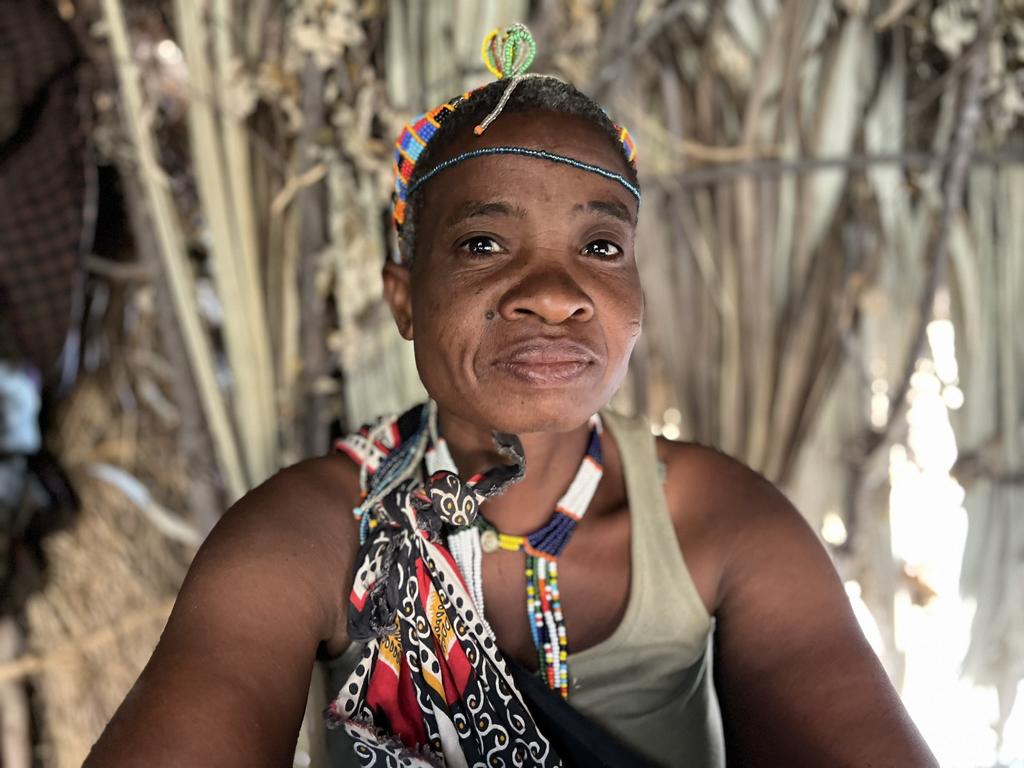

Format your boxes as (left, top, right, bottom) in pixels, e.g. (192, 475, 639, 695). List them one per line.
(435, 405, 592, 535)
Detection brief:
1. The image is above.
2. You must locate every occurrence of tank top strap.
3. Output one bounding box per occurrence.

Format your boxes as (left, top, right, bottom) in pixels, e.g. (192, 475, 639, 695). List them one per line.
(597, 408, 710, 649)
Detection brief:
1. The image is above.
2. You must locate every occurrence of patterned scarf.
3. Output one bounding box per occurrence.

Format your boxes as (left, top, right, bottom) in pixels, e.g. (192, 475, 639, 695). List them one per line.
(327, 402, 565, 767)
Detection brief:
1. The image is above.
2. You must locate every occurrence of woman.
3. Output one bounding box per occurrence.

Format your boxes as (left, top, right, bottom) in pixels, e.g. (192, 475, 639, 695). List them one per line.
(87, 26, 936, 768)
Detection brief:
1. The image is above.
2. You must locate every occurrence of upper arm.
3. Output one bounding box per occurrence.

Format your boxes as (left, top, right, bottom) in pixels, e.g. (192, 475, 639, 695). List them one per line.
(664, 446, 936, 767)
(85, 455, 361, 768)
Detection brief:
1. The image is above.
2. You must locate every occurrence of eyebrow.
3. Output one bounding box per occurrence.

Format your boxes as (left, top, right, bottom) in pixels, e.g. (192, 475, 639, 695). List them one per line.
(444, 200, 529, 228)
(572, 200, 636, 226)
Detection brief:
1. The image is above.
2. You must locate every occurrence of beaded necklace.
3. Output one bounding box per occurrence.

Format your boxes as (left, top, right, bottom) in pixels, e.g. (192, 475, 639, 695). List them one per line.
(429, 406, 605, 698)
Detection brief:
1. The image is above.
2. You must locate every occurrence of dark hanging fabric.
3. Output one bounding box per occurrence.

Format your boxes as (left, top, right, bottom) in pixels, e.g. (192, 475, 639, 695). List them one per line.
(507, 658, 662, 768)
(0, 0, 88, 379)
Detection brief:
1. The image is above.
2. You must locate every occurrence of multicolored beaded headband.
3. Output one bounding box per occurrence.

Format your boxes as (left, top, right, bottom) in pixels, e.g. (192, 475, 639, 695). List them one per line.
(391, 23, 639, 258)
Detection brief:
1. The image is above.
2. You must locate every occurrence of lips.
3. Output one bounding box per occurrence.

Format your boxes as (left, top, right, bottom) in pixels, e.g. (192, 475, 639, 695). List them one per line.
(491, 337, 599, 386)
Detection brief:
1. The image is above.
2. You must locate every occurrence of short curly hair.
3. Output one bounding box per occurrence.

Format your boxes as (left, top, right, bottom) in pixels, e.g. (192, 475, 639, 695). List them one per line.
(397, 77, 640, 264)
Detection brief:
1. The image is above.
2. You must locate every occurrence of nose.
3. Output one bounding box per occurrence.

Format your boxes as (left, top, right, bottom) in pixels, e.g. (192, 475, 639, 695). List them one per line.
(497, 264, 595, 325)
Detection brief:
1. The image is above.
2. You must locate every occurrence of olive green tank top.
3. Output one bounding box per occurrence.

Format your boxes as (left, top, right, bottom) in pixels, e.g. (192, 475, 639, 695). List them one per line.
(325, 409, 725, 767)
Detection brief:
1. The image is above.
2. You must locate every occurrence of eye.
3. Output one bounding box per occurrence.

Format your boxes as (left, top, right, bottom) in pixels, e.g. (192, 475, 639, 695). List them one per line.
(459, 236, 503, 257)
(582, 239, 622, 259)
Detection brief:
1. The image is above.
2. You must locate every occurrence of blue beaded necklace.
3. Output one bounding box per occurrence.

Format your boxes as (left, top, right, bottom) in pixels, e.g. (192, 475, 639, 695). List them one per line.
(438, 413, 605, 698)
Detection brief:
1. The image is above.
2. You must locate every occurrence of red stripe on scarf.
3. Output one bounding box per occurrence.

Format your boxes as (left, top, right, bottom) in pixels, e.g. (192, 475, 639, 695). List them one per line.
(366, 643, 427, 748)
(418, 547, 478, 704)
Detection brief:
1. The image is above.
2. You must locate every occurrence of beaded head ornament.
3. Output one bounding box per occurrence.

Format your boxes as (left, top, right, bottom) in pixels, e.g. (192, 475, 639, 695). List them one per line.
(391, 23, 639, 262)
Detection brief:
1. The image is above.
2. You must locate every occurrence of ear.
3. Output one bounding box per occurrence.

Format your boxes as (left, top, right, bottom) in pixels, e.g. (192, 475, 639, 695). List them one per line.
(382, 261, 414, 340)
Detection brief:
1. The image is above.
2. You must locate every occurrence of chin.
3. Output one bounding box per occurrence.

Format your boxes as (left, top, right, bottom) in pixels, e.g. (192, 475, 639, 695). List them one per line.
(473, 387, 607, 435)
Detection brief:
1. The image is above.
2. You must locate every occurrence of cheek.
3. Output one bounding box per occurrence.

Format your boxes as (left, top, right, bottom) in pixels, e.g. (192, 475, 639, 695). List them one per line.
(412, 275, 489, 371)
(604, 272, 644, 345)
(420, 272, 484, 332)
(599, 277, 643, 390)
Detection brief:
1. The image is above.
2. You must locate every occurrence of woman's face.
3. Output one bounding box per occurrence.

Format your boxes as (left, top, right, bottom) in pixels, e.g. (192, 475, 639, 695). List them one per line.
(385, 110, 643, 435)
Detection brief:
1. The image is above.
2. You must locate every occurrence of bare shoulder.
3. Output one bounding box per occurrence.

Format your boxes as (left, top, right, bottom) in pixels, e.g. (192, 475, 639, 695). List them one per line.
(85, 453, 363, 767)
(654, 439, 936, 766)
(239, 452, 363, 519)
(202, 453, 362, 584)
(200, 453, 363, 651)
(654, 437, 795, 526)
(653, 437, 803, 614)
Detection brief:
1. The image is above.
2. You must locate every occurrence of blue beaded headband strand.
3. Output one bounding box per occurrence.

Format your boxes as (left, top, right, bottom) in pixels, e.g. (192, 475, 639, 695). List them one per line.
(406, 146, 641, 204)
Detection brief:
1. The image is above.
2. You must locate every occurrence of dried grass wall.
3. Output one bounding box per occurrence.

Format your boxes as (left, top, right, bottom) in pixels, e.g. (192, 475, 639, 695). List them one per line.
(5, 1, 1021, 765)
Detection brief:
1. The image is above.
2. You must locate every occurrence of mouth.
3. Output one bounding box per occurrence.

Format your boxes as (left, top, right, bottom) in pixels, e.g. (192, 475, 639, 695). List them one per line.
(491, 338, 599, 386)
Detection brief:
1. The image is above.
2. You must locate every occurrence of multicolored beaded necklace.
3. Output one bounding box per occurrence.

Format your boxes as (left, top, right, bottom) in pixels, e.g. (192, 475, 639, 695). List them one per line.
(429, 406, 605, 698)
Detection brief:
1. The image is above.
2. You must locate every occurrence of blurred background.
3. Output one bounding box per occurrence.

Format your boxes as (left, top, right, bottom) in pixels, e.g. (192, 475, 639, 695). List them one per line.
(1, 0, 1022, 766)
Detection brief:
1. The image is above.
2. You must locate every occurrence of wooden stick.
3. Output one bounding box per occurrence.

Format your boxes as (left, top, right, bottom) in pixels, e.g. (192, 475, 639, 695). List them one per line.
(213, 0, 279, 480)
(0, 619, 30, 768)
(860, 0, 996, 466)
(100, 0, 247, 501)
(175, 0, 264, 486)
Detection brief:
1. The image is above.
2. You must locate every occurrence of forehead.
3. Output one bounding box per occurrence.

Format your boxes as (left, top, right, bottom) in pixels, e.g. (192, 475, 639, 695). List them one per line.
(430, 110, 633, 179)
(416, 111, 638, 224)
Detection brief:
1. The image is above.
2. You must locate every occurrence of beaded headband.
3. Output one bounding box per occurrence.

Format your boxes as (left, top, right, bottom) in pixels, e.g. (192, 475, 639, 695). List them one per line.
(406, 147, 641, 204)
(391, 23, 639, 259)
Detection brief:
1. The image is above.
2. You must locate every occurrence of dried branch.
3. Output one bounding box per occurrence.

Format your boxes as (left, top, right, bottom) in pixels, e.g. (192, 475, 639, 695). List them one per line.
(951, 431, 1024, 487)
(591, 0, 692, 95)
(100, 0, 247, 501)
(860, 0, 997, 467)
(83, 254, 152, 282)
(653, 149, 1024, 186)
(175, 0, 276, 486)
(874, 0, 924, 31)
(296, 60, 330, 459)
(0, 619, 30, 768)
